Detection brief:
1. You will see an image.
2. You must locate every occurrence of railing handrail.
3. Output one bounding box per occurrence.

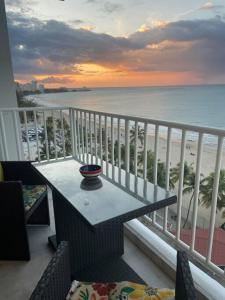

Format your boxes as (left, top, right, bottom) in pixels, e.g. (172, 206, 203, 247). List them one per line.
(1, 106, 225, 137)
(0, 106, 70, 112)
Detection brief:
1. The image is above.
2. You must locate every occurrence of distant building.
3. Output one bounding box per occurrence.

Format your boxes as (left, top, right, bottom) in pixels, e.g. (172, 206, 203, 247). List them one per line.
(22, 83, 32, 92)
(38, 84, 45, 93)
(15, 81, 45, 93)
(31, 80, 37, 92)
(15, 81, 21, 92)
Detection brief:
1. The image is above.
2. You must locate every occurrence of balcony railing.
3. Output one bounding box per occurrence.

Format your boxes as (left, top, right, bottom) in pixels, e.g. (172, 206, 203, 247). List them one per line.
(1, 106, 225, 283)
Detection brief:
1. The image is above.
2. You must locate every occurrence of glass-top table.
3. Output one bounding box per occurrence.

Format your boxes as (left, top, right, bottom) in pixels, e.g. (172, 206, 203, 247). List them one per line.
(33, 159, 176, 228)
(32, 159, 176, 275)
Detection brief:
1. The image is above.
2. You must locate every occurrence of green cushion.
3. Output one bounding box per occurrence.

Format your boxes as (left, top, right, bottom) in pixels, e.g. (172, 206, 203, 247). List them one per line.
(22, 185, 47, 212)
(66, 281, 175, 300)
(0, 163, 4, 182)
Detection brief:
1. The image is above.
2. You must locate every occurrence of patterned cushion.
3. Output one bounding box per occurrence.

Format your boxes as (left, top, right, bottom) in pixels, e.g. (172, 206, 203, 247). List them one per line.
(66, 281, 175, 300)
(22, 185, 47, 212)
(0, 163, 4, 182)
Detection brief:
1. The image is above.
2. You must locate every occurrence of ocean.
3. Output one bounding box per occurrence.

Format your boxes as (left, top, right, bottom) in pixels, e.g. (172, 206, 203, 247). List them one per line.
(35, 85, 225, 130)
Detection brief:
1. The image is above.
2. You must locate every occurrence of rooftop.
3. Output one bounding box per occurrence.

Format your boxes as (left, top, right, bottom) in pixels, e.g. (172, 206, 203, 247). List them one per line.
(180, 228, 225, 267)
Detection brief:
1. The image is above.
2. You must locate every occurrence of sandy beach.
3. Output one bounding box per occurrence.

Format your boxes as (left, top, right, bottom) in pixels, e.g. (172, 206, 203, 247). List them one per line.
(145, 133, 225, 228)
(21, 107, 225, 229)
(113, 126, 225, 228)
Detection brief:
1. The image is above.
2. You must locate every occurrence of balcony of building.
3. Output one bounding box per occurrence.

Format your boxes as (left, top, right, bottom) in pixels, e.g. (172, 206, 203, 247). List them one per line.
(1, 106, 225, 299)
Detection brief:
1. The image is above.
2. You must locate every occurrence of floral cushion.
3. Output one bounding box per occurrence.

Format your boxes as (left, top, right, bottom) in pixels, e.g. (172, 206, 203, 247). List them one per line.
(66, 281, 175, 300)
(22, 185, 47, 212)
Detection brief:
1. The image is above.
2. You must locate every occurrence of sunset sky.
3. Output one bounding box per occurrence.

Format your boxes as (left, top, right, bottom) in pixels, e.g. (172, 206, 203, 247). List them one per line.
(5, 0, 225, 87)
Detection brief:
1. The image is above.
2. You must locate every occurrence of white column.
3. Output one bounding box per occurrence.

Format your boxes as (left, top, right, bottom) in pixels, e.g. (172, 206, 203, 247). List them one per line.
(0, 0, 22, 160)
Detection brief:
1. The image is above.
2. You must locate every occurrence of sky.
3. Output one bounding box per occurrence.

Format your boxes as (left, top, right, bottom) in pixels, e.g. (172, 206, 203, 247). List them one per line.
(5, 0, 225, 87)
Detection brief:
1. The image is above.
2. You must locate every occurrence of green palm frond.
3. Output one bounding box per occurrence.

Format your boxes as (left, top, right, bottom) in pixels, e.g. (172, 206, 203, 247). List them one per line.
(130, 125, 145, 146)
(200, 170, 225, 213)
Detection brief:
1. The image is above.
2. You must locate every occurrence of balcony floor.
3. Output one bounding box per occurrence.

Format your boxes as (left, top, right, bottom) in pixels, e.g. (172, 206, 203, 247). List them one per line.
(0, 197, 174, 300)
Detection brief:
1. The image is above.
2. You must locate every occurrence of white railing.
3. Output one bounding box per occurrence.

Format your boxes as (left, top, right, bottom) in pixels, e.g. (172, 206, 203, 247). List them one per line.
(0, 106, 225, 282)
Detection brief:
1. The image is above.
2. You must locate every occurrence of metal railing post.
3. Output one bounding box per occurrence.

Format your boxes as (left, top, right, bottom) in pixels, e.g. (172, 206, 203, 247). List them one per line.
(69, 108, 76, 158)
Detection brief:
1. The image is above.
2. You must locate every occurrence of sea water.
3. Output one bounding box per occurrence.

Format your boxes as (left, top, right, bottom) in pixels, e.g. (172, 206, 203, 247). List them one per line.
(33, 85, 225, 146)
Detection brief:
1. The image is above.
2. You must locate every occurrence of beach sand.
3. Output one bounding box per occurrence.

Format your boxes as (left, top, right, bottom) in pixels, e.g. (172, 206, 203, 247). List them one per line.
(145, 134, 225, 228)
(22, 109, 225, 229)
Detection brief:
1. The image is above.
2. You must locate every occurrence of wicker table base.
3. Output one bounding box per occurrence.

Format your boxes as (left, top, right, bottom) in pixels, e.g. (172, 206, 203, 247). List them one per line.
(53, 188, 124, 276)
(48, 235, 57, 249)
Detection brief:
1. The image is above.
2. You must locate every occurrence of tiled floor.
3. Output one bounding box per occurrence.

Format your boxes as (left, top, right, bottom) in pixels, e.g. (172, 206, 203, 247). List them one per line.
(0, 199, 173, 300)
(123, 237, 174, 289)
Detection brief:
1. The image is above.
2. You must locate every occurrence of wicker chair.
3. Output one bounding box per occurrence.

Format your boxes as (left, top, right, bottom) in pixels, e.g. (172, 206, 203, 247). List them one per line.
(30, 241, 196, 300)
(0, 161, 50, 260)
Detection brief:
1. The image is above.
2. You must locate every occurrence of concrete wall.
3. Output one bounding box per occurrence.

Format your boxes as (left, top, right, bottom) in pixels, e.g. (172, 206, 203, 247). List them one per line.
(0, 0, 17, 108)
(0, 0, 22, 160)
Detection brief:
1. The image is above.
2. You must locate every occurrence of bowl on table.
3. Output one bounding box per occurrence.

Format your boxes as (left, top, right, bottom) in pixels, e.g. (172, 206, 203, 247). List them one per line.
(79, 164, 102, 179)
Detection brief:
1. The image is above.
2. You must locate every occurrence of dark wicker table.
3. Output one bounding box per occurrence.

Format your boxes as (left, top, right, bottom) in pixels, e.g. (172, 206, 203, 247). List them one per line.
(33, 159, 176, 277)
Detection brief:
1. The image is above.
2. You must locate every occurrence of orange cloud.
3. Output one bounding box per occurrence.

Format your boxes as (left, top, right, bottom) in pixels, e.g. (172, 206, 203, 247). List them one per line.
(137, 24, 150, 32)
(75, 70, 203, 87)
(146, 40, 196, 50)
(28, 69, 204, 88)
(80, 25, 95, 31)
(137, 20, 168, 32)
(34, 74, 76, 87)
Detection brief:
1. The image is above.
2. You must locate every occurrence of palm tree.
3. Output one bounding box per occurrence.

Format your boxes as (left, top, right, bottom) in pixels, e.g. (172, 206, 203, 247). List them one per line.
(113, 142, 136, 173)
(129, 144, 136, 173)
(200, 170, 225, 218)
(17, 91, 38, 123)
(170, 162, 200, 228)
(39, 116, 55, 160)
(130, 125, 145, 146)
(138, 149, 167, 188)
(170, 162, 195, 188)
(156, 161, 167, 189)
(182, 172, 200, 228)
(39, 116, 72, 160)
(56, 118, 72, 156)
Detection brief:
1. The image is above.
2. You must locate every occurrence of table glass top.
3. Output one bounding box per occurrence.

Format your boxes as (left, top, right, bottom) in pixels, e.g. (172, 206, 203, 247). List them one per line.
(33, 159, 175, 226)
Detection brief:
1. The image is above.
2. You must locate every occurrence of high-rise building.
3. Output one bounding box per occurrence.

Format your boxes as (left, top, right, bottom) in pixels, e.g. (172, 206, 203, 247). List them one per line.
(39, 84, 45, 93)
(31, 80, 37, 92)
(15, 81, 45, 93)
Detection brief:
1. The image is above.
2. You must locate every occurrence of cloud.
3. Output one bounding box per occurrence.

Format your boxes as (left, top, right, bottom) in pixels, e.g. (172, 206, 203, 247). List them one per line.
(103, 2, 122, 14)
(71, 19, 84, 25)
(126, 18, 225, 76)
(130, 18, 225, 47)
(85, 0, 122, 14)
(137, 20, 168, 32)
(6, 0, 23, 5)
(6, 0, 38, 9)
(80, 24, 95, 31)
(7, 11, 135, 75)
(199, 2, 224, 10)
(7, 11, 225, 83)
(5, 0, 36, 6)
(85, 0, 98, 3)
(5, 0, 38, 18)
(177, 2, 225, 19)
(38, 76, 75, 84)
(68, 19, 96, 31)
